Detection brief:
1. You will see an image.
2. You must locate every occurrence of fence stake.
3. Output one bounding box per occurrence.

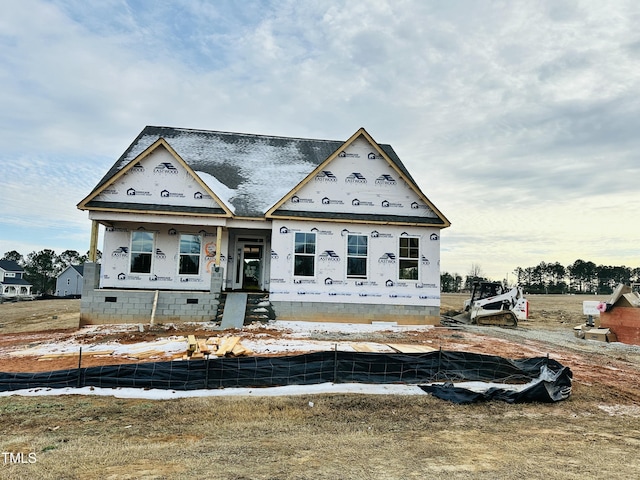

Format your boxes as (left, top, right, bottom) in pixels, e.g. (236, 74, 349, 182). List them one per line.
(333, 344, 338, 384)
(76, 347, 82, 388)
(204, 355, 210, 390)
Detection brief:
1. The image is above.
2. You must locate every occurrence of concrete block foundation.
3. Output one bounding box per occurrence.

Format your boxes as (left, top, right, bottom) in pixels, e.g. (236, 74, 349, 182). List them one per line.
(271, 301, 441, 325)
(79, 263, 223, 326)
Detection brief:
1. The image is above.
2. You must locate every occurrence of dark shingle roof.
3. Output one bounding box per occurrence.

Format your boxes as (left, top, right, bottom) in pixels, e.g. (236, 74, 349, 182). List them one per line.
(71, 265, 84, 276)
(91, 126, 414, 218)
(0, 277, 31, 286)
(0, 260, 23, 272)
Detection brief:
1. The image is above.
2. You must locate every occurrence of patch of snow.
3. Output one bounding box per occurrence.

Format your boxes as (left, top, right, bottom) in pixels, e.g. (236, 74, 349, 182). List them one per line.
(246, 320, 434, 338)
(194, 170, 236, 213)
(0, 383, 426, 400)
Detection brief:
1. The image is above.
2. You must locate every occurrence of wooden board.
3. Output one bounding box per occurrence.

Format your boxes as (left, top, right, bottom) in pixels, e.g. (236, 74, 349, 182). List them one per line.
(187, 335, 198, 353)
(386, 343, 437, 353)
(126, 349, 166, 360)
(38, 350, 115, 360)
(215, 336, 240, 357)
(350, 343, 380, 353)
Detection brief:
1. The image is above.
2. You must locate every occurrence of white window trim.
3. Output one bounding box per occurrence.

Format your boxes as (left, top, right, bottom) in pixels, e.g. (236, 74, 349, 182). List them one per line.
(293, 232, 317, 278)
(398, 236, 421, 282)
(178, 233, 203, 276)
(346, 234, 368, 279)
(129, 230, 155, 274)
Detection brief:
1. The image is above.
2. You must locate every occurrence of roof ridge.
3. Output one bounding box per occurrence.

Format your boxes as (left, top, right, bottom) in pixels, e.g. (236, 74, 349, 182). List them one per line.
(143, 125, 374, 146)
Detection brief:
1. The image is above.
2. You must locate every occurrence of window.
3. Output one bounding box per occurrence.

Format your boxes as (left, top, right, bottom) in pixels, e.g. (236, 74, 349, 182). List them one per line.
(179, 234, 201, 275)
(398, 237, 419, 280)
(130, 231, 154, 273)
(294, 232, 316, 277)
(347, 234, 368, 278)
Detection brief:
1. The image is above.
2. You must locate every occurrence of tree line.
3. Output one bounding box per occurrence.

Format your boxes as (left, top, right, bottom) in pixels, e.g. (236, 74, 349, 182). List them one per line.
(441, 259, 640, 295)
(2, 249, 101, 295)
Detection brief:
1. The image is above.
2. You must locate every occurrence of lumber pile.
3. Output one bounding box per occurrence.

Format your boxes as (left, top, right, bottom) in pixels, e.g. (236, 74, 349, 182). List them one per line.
(173, 335, 253, 360)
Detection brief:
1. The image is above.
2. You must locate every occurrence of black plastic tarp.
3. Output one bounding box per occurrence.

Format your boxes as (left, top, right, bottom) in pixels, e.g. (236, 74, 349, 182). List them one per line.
(0, 350, 572, 403)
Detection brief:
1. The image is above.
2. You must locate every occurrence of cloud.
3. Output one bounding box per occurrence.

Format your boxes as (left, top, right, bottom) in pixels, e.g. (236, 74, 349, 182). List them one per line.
(1, 0, 640, 279)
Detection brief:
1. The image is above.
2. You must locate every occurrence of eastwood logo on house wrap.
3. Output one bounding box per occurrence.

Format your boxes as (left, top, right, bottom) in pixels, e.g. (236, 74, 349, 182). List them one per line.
(271, 250, 279, 259)
(378, 253, 396, 264)
(319, 250, 340, 261)
(155, 249, 167, 259)
(345, 172, 367, 183)
(322, 197, 344, 205)
(421, 255, 430, 265)
(315, 170, 337, 182)
(430, 233, 439, 240)
(111, 247, 128, 258)
(381, 200, 403, 208)
(153, 162, 179, 174)
(160, 189, 185, 198)
(368, 152, 383, 159)
(131, 162, 145, 172)
(375, 174, 396, 185)
(127, 188, 151, 196)
(102, 188, 119, 195)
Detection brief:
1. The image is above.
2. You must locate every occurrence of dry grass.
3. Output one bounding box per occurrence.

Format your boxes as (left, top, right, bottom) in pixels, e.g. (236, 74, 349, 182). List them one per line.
(0, 299, 79, 333)
(1, 391, 639, 479)
(1, 295, 640, 479)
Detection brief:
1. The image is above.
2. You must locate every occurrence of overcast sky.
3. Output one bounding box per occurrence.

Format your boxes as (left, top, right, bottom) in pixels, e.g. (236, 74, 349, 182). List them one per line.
(1, 0, 639, 281)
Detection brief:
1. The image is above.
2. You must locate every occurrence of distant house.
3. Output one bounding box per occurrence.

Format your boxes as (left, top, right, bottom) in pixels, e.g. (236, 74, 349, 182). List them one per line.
(77, 126, 450, 326)
(0, 260, 33, 300)
(56, 265, 84, 297)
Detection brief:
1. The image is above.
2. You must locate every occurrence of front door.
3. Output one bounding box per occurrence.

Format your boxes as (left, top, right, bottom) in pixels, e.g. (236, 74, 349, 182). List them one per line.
(241, 244, 263, 290)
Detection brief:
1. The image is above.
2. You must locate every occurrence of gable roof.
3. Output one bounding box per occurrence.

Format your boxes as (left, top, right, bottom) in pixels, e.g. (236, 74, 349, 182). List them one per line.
(71, 265, 84, 276)
(79, 126, 420, 219)
(266, 128, 450, 227)
(0, 260, 24, 273)
(79, 126, 450, 228)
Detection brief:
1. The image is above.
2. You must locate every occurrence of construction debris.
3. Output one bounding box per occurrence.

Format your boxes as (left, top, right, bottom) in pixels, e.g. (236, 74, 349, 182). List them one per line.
(576, 284, 640, 345)
(176, 335, 253, 360)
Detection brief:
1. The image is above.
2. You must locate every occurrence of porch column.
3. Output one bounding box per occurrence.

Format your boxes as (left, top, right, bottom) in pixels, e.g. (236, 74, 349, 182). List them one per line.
(89, 220, 99, 262)
(215, 226, 222, 268)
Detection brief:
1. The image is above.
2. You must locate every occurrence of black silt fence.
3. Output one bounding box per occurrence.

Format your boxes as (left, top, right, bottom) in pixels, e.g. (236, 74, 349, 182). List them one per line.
(0, 350, 570, 400)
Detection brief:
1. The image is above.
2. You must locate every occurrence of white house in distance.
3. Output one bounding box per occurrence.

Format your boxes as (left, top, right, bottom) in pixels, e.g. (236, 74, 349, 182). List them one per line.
(77, 127, 450, 326)
(55, 265, 84, 297)
(0, 260, 33, 300)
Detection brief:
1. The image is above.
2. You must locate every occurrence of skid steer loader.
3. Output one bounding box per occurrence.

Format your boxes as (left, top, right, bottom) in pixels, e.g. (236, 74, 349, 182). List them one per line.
(461, 282, 528, 327)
